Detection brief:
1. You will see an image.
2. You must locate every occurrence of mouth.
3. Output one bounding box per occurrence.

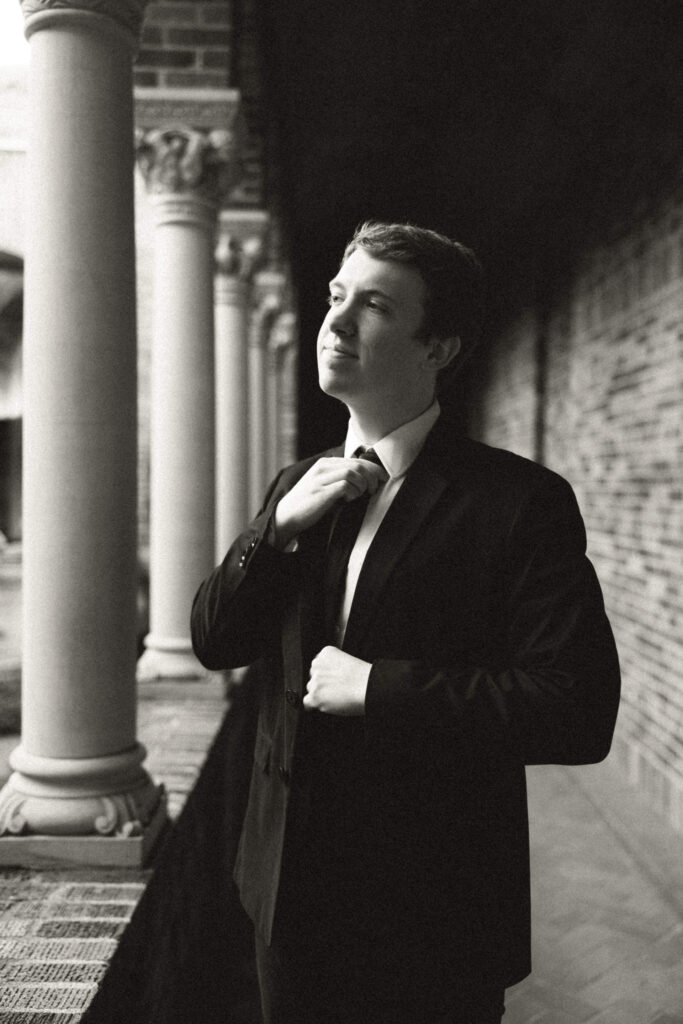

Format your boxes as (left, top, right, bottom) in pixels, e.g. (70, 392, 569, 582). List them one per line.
(323, 344, 357, 360)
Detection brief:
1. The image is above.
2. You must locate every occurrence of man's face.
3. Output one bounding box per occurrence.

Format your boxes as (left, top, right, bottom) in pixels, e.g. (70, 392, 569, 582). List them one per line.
(317, 248, 437, 413)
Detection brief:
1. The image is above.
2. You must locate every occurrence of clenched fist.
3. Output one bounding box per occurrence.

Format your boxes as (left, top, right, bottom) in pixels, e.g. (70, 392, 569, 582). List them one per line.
(304, 645, 372, 716)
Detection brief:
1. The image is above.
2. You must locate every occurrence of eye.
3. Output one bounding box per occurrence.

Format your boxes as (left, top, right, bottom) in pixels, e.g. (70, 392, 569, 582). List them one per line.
(367, 299, 388, 313)
(327, 293, 343, 306)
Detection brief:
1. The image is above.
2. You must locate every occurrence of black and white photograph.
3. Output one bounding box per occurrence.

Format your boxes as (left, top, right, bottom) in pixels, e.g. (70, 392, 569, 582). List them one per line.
(0, 1, 681, 1021)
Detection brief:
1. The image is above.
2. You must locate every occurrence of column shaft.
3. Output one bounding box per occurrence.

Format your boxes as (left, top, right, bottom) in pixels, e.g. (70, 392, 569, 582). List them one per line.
(24, 16, 138, 757)
(0, 4, 164, 861)
(248, 337, 269, 515)
(140, 198, 217, 678)
(215, 277, 249, 557)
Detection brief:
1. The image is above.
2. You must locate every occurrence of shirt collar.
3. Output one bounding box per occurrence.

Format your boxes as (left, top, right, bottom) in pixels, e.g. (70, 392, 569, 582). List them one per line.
(344, 400, 440, 479)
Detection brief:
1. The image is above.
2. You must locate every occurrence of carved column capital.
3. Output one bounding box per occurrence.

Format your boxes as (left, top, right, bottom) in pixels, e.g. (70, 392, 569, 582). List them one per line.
(215, 209, 270, 283)
(21, 0, 149, 42)
(269, 310, 298, 353)
(250, 271, 288, 350)
(215, 233, 263, 283)
(136, 126, 241, 208)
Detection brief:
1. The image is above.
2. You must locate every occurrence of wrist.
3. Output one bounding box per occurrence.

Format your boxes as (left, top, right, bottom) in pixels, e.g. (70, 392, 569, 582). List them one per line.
(272, 504, 296, 550)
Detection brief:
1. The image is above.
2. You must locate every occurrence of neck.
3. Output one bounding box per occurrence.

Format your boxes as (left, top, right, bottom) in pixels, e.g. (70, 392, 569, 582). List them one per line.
(346, 393, 435, 444)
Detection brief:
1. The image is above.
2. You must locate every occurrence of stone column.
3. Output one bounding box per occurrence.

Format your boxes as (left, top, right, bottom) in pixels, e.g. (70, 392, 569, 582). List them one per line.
(274, 311, 299, 469)
(214, 209, 268, 559)
(248, 270, 286, 514)
(0, 0, 165, 865)
(266, 310, 298, 481)
(135, 125, 240, 681)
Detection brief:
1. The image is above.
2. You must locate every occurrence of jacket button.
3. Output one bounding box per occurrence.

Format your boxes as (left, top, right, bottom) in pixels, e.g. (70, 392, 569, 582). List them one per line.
(278, 766, 290, 784)
(285, 689, 300, 708)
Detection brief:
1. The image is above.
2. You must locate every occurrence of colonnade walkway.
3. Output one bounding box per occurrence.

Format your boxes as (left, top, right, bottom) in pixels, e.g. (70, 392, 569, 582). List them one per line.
(0, 562, 682, 1021)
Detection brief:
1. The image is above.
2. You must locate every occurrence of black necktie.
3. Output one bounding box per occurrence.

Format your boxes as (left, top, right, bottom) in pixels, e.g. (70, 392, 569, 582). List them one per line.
(323, 447, 384, 643)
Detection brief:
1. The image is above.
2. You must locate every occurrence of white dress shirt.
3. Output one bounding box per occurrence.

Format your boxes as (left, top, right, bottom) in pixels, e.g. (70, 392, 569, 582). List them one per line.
(335, 400, 441, 645)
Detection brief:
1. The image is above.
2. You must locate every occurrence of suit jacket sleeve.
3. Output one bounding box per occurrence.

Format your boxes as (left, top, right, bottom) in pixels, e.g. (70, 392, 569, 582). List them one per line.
(365, 473, 621, 766)
(190, 468, 302, 670)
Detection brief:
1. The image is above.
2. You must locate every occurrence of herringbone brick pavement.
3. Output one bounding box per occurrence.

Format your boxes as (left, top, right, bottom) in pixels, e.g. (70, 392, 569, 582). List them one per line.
(505, 764, 683, 1024)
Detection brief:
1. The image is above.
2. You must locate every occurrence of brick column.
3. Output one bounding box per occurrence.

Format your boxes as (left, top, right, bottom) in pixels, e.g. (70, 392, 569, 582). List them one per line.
(134, 124, 240, 681)
(0, 0, 166, 865)
(214, 208, 268, 558)
(248, 269, 286, 514)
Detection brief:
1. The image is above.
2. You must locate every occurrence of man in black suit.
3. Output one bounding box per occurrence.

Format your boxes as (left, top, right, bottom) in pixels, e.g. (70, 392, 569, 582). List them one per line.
(191, 222, 620, 1024)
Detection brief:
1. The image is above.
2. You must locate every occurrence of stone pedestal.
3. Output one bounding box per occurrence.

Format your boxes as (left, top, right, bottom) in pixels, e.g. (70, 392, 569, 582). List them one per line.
(214, 209, 268, 558)
(135, 124, 240, 680)
(0, 0, 165, 865)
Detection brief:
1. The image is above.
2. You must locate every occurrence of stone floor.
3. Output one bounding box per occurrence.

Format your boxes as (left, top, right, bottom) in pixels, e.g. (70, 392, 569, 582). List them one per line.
(505, 763, 683, 1023)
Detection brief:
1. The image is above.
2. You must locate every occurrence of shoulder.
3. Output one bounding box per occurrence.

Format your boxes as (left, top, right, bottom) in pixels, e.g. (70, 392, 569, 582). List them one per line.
(427, 421, 577, 508)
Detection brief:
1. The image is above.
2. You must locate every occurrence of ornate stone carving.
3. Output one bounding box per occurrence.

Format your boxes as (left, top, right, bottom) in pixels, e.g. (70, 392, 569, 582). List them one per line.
(136, 126, 241, 205)
(0, 789, 26, 835)
(135, 89, 243, 142)
(250, 275, 287, 351)
(269, 310, 298, 353)
(0, 776, 165, 838)
(0, 742, 165, 839)
(214, 209, 269, 296)
(215, 232, 265, 282)
(21, 0, 148, 37)
(251, 269, 287, 315)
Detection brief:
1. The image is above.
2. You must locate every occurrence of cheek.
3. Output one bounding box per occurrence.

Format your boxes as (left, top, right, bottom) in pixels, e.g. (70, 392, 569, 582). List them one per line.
(316, 321, 329, 352)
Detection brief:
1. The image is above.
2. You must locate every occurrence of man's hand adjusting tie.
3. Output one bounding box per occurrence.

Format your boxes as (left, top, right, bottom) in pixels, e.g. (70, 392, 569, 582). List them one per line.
(272, 448, 387, 549)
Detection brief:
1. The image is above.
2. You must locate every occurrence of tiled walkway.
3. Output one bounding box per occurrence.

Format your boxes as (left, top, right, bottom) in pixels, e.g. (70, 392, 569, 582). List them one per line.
(506, 763, 683, 1023)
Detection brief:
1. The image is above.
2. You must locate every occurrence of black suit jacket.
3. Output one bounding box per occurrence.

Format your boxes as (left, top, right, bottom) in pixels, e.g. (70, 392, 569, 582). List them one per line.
(191, 416, 620, 986)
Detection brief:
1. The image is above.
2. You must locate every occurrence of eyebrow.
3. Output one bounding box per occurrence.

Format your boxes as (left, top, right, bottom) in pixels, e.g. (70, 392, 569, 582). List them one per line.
(328, 280, 397, 304)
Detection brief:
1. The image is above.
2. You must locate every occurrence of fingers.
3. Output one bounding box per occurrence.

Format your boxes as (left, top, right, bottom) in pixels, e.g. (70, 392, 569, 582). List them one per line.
(315, 458, 387, 500)
(274, 458, 387, 542)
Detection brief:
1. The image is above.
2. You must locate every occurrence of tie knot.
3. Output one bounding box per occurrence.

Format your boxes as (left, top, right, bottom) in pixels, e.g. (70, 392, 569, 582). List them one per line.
(353, 446, 382, 468)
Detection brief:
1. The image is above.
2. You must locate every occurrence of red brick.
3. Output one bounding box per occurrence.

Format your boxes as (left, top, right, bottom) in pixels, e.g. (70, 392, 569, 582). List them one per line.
(137, 49, 195, 68)
(202, 49, 230, 69)
(163, 71, 228, 88)
(167, 27, 230, 46)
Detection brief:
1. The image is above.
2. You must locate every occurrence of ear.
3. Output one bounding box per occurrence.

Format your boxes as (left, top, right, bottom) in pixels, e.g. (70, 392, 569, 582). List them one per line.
(426, 335, 461, 371)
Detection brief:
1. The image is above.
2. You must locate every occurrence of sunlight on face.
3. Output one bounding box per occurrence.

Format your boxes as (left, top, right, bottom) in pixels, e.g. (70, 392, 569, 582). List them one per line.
(317, 249, 436, 417)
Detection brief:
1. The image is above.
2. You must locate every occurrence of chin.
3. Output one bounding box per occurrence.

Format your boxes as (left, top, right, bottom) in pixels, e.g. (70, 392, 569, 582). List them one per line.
(318, 370, 349, 401)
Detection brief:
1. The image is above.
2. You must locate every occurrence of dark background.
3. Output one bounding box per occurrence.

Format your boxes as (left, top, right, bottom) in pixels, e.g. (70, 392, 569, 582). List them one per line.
(254, 0, 683, 454)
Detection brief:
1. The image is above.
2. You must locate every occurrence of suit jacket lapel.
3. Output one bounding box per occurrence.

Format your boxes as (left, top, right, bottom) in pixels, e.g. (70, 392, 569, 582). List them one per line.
(342, 453, 449, 653)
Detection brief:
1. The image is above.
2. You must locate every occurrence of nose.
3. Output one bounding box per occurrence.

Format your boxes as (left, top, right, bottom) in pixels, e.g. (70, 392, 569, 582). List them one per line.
(327, 296, 356, 336)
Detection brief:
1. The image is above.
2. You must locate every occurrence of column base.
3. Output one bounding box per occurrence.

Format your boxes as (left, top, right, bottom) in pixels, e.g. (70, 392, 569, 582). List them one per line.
(0, 796, 167, 868)
(0, 743, 167, 867)
(137, 639, 208, 682)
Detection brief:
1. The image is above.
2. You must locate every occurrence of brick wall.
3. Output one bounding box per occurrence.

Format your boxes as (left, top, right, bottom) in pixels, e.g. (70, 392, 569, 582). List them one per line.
(469, 309, 541, 463)
(469, 185, 683, 832)
(134, 2, 233, 91)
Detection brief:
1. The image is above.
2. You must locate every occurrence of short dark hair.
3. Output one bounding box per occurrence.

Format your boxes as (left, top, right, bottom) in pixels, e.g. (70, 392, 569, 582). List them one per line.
(343, 221, 485, 376)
